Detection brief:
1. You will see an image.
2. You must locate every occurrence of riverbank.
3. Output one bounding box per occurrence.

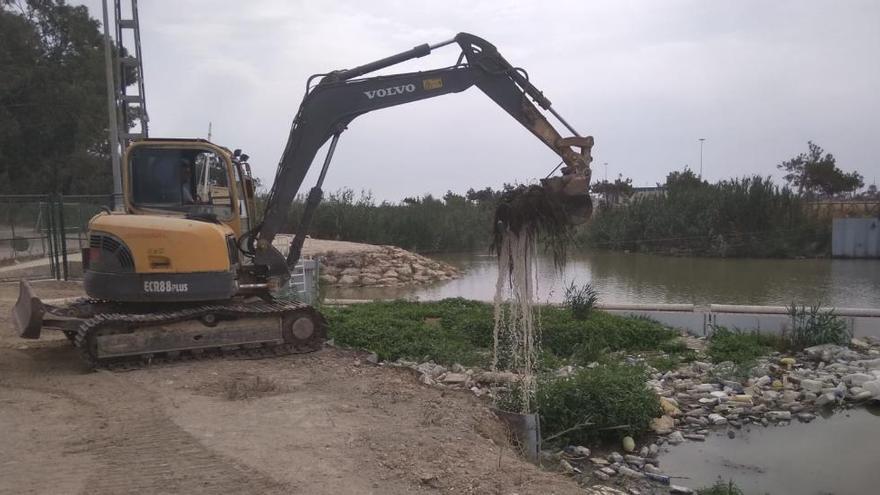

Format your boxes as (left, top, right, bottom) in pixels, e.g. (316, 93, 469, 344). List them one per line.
(324, 299, 880, 494)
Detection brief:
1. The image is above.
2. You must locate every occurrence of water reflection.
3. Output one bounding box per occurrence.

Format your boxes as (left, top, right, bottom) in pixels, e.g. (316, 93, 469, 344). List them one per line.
(327, 251, 880, 308)
(659, 405, 880, 495)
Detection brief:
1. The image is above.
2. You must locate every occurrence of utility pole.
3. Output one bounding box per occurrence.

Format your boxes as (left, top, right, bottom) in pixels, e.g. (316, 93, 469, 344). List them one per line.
(208, 122, 212, 141)
(698, 138, 706, 179)
(102, 0, 123, 210)
(604, 162, 608, 182)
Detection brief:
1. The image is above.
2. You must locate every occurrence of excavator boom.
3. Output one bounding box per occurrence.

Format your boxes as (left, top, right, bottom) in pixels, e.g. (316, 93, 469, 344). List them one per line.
(252, 33, 593, 277)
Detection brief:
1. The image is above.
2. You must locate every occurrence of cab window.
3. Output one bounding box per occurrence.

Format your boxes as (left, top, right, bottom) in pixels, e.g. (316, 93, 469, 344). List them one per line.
(129, 147, 234, 219)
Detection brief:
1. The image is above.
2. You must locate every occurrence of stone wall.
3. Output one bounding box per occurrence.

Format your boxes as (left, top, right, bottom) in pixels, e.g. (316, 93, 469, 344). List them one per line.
(317, 246, 460, 288)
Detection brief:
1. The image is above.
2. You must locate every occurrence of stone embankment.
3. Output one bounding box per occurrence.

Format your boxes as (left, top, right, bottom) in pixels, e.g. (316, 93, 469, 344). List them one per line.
(273, 237, 461, 288)
(369, 335, 880, 495)
(318, 246, 460, 288)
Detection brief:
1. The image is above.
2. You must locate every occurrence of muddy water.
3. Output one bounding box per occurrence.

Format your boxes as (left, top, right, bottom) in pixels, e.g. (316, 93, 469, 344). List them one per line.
(658, 404, 880, 495)
(327, 251, 880, 308)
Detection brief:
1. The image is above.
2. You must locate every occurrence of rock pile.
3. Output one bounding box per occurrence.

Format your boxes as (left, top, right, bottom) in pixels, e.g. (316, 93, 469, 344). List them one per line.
(647, 337, 880, 444)
(317, 246, 460, 288)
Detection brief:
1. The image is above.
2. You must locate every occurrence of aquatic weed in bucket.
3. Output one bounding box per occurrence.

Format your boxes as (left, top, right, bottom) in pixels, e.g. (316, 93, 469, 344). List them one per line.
(489, 184, 576, 461)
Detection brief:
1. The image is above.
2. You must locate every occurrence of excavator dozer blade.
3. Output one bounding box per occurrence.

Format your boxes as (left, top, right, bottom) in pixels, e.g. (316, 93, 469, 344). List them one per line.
(12, 280, 45, 339)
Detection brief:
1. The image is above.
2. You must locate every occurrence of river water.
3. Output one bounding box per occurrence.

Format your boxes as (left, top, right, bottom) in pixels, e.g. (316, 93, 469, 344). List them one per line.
(327, 251, 880, 308)
(659, 404, 880, 495)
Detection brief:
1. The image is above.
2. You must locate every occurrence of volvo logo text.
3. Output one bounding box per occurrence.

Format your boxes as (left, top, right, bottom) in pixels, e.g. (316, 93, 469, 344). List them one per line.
(364, 84, 416, 99)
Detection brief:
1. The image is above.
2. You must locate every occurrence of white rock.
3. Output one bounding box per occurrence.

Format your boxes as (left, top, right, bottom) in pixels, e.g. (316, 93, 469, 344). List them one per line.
(667, 431, 685, 444)
(766, 410, 792, 421)
(441, 372, 468, 384)
(862, 379, 880, 398)
(853, 358, 880, 369)
(708, 413, 728, 425)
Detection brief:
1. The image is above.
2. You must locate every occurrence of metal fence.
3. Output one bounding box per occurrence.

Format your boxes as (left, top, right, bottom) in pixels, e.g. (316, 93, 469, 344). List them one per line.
(832, 217, 880, 258)
(0, 194, 112, 281)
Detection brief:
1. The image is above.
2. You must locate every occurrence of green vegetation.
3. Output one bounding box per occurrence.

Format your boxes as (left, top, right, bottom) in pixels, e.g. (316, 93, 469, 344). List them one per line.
(778, 141, 863, 197)
(697, 480, 746, 495)
(325, 299, 678, 367)
(324, 298, 493, 366)
(537, 364, 660, 444)
(785, 303, 853, 350)
(283, 188, 496, 253)
(707, 327, 782, 365)
(325, 298, 682, 442)
(580, 171, 830, 258)
(540, 310, 678, 363)
(563, 281, 599, 320)
(0, 1, 132, 194)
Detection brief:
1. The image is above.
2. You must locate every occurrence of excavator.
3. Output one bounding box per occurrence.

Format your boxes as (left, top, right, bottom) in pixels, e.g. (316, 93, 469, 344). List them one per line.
(12, 33, 594, 368)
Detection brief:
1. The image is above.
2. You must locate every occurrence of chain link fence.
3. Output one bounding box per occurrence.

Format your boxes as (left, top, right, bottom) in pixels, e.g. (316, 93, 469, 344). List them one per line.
(0, 194, 112, 281)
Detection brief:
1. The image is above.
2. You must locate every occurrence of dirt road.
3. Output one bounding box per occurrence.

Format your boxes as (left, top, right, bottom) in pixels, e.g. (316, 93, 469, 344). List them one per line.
(0, 281, 583, 494)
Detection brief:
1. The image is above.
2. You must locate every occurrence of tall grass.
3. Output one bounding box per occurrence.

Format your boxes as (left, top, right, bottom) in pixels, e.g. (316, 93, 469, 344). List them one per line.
(785, 303, 852, 349)
(280, 189, 495, 253)
(579, 175, 830, 257)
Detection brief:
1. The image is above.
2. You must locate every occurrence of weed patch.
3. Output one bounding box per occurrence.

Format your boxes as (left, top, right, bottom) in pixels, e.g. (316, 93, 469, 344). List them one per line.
(536, 364, 661, 445)
(326, 299, 680, 369)
(707, 327, 781, 365)
(785, 303, 852, 350)
(697, 480, 745, 495)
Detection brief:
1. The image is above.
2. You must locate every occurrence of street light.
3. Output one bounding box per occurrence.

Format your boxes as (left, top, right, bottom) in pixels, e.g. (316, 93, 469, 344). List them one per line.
(698, 138, 706, 178)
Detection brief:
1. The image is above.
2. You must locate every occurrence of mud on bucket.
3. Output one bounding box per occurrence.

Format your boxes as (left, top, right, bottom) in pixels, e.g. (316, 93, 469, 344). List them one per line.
(491, 408, 541, 464)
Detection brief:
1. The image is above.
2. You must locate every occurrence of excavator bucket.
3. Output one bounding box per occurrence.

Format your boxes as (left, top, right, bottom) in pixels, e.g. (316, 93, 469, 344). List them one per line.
(12, 280, 45, 339)
(541, 173, 593, 225)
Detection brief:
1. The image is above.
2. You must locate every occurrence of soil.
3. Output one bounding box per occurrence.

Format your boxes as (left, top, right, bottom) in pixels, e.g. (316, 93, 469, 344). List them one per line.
(0, 280, 583, 495)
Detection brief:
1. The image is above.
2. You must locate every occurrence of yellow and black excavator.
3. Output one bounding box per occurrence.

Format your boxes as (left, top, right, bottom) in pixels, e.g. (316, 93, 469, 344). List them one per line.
(13, 33, 594, 368)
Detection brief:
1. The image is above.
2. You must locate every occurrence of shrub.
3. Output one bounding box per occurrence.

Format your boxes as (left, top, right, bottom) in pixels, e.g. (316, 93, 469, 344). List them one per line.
(785, 303, 852, 350)
(563, 281, 599, 320)
(707, 327, 781, 365)
(578, 174, 830, 258)
(536, 364, 661, 445)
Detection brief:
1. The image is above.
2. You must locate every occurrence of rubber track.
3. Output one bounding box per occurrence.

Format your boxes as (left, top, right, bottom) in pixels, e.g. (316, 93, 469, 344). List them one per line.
(73, 299, 326, 370)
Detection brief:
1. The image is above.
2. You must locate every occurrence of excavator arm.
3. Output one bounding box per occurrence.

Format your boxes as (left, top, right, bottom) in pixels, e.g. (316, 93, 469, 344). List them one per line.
(252, 32, 593, 278)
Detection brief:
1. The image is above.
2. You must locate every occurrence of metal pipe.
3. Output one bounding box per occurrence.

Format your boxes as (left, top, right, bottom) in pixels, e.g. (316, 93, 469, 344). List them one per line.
(316, 133, 340, 185)
(429, 38, 457, 50)
(336, 43, 432, 81)
(238, 283, 269, 290)
(547, 107, 580, 137)
(101, 0, 124, 211)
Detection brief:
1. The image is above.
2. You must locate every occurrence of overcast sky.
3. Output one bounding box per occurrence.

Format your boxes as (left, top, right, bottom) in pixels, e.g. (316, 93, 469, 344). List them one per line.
(76, 0, 879, 200)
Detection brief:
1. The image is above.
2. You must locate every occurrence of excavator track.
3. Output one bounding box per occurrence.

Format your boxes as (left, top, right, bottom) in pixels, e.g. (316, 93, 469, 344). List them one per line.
(72, 299, 326, 370)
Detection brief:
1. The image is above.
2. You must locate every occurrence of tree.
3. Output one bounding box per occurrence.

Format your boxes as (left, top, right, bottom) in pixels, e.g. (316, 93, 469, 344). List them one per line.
(777, 141, 863, 197)
(663, 167, 705, 191)
(0, 0, 118, 194)
(592, 174, 634, 207)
